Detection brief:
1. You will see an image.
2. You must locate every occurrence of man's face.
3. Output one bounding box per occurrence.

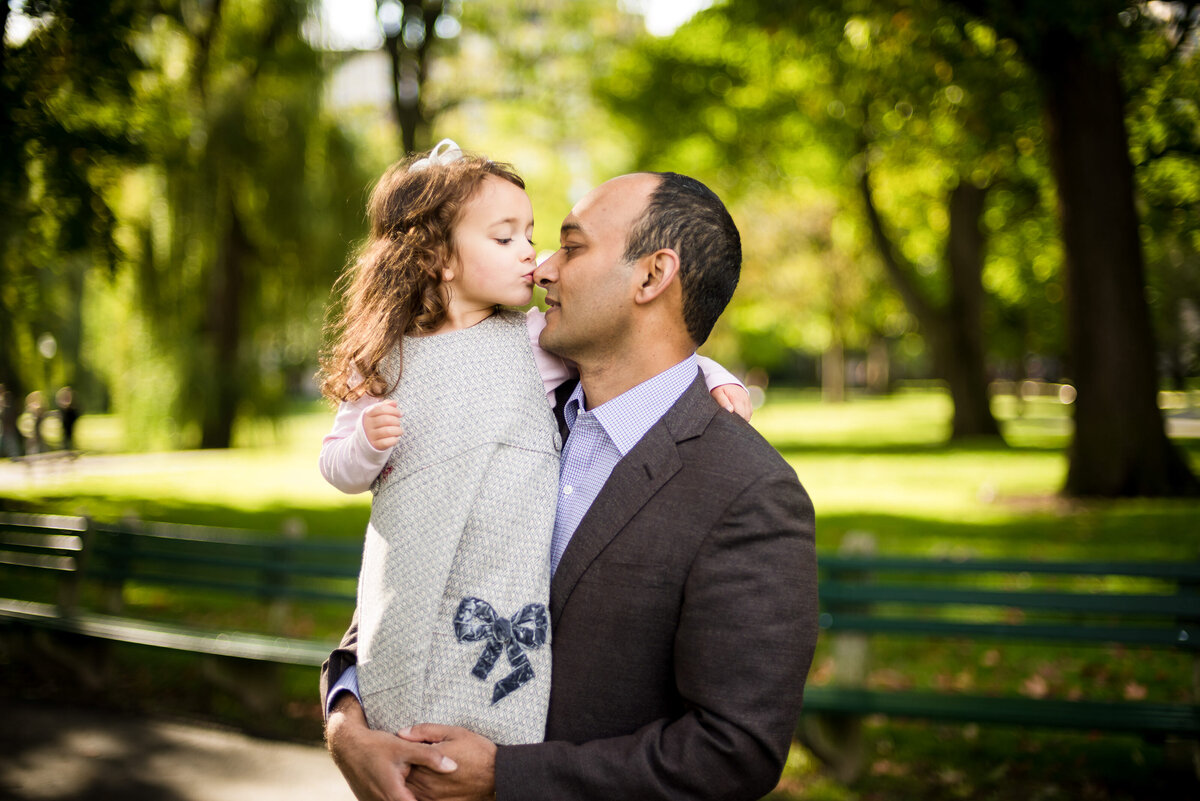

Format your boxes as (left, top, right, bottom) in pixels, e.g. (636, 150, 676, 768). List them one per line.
(534, 174, 658, 361)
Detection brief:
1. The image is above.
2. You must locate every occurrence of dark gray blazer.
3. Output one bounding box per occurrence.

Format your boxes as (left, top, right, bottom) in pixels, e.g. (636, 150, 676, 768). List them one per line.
(322, 373, 819, 801)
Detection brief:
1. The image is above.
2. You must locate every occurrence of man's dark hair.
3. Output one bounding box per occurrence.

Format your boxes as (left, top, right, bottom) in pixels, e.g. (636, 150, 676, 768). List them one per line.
(621, 172, 741, 345)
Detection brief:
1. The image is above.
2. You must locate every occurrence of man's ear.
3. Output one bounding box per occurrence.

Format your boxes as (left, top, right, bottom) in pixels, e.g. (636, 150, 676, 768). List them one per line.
(633, 249, 680, 305)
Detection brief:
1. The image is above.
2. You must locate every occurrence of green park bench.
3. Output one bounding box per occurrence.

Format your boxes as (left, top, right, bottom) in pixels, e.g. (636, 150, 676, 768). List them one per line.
(0, 512, 361, 700)
(801, 534, 1200, 780)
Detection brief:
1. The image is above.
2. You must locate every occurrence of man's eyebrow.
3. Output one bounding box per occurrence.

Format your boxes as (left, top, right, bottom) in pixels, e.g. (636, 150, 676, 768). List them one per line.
(560, 221, 584, 238)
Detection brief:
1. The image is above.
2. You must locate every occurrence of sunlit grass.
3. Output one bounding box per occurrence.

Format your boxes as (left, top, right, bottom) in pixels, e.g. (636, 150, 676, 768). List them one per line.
(755, 388, 1063, 523)
(6, 389, 1198, 551)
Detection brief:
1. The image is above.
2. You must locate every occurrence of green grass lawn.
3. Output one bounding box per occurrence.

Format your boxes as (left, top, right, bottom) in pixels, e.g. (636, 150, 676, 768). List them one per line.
(3, 388, 1199, 799)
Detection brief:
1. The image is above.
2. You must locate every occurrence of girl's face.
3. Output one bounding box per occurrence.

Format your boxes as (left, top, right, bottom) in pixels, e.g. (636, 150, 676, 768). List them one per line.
(443, 175, 537, 327)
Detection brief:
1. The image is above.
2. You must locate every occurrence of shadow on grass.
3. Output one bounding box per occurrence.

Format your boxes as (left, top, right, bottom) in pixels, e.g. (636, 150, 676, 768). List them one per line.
(768, 719, 1198, 801)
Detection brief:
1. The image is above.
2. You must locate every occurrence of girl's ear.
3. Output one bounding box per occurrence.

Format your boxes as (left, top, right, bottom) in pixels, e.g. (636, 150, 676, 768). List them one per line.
(442, 265, 456, 283)
(634, 249, 680, 305)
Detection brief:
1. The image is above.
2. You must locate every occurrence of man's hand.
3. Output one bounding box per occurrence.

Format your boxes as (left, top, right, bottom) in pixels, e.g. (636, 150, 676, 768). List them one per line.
(400, 724, 496, 801)
(710, 384, 752, 421)
(326, 696, 456, 801)
(363, 400, 405, 450)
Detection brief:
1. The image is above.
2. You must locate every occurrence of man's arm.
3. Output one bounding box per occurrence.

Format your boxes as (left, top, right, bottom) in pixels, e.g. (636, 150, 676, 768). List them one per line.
(327, 693, 459, 801)
(323, 614, 461, 801)
(410, 469, 818, 801)
(320, 609, 361, 715)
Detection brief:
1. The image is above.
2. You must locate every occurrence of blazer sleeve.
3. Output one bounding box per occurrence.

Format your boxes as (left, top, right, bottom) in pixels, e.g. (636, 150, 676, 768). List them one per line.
(319, 608, 360, 718)
(494, 468, 819, 801)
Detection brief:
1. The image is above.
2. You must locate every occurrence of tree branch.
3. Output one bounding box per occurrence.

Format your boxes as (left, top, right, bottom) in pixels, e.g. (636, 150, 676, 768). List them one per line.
(858, 164, 937, 324)
(192, 0, 226, 101)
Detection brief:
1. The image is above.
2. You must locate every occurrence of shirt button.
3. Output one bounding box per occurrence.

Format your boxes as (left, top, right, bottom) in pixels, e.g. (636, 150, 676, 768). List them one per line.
(563, 485, 574, 496)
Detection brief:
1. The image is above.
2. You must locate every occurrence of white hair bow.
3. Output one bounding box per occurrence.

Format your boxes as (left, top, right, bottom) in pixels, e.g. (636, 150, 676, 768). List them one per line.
(408, 138, 464, 173)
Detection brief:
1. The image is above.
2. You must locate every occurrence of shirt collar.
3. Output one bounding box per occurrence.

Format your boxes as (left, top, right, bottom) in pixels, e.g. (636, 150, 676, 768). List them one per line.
(563, 354, 699, 457)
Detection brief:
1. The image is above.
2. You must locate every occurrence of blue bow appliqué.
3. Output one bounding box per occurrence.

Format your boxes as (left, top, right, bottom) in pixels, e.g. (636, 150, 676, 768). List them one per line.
(453, 597, 548, 704)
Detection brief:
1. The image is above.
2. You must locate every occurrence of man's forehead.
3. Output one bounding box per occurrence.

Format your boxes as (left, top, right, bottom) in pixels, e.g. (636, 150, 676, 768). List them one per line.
(562, 173, 658, 237)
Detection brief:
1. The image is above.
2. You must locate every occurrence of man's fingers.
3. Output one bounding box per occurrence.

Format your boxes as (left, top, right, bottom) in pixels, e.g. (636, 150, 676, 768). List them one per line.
(392, 734, 457, 773)
(400, 723, 457, 743)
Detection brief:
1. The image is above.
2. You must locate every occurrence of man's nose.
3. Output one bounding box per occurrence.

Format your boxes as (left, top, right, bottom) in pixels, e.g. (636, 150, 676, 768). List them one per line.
(534, 251, 559, 286)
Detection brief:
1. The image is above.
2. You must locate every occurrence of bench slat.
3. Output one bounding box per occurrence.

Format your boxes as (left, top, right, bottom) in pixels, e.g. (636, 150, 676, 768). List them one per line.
(819, 613, 1199, 648)
(0, 599, 332, 666)
(90, 546, 358, 577)
(819, 556, 1200, 581)
(802, 687, 1200, 735)
(87, 568, 356, 603)
(821, 581, 1200, 617)
(0, 552, 77, 571)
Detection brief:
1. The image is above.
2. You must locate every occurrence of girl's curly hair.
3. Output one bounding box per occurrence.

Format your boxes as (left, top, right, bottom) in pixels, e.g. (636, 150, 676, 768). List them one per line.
(318, 149, 525, 403)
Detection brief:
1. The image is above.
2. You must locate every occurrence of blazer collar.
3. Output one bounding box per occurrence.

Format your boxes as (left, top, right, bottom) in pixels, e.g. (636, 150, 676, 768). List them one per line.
(549, 371, 715, 622)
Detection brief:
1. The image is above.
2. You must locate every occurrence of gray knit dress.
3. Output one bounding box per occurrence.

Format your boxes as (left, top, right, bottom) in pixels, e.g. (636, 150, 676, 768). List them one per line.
(355, 310, 560, 745)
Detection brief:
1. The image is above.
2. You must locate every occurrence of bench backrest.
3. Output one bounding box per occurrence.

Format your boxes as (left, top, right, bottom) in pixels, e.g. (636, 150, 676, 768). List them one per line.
(0, 513, 361, 614)
(818, 554, 1200, 650)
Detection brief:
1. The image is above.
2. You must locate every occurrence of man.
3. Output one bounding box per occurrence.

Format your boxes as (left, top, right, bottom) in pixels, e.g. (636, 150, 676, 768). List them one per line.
(323, 171, 818, 801)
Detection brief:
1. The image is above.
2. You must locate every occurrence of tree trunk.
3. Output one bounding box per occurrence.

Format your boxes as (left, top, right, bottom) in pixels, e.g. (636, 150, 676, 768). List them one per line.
(860, 171, 1002, 439)
(383, 1, 444, 156)
(0, 312, 26, 457)
(383, 27, 416, 155)
(866, 337, 890, 394)
(199, 201, 248, 449)
(1042, 39, 1198, 496)
(822, 341, 846, 403)
(943, 181, 1001, 439)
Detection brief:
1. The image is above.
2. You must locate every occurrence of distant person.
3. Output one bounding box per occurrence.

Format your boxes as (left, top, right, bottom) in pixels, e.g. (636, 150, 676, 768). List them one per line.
(22, 390, 46, 454)
(0, 385, 21, 458)
(322, 171, 817, 801)
(55, 386, 81, 451)
(315, 141, 749, 749)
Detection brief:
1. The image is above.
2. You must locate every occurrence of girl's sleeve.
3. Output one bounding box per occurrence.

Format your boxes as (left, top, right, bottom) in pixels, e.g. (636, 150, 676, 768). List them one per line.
(526, 307, 576, 408)
(319, 391, 393, 494)
(697, 355, 747, 393)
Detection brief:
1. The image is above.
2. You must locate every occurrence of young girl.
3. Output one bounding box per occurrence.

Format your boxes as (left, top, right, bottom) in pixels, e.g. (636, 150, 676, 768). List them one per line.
(318, 140, 749, 746)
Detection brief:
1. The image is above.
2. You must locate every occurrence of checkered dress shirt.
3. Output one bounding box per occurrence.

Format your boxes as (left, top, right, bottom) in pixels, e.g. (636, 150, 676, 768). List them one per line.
(549, 355, 699, 574)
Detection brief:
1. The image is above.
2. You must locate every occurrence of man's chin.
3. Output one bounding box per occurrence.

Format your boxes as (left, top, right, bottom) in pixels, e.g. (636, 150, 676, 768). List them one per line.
(538, 326, 567, 358)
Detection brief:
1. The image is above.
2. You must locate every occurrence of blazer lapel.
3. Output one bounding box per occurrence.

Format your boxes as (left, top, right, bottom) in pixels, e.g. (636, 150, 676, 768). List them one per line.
(549, 373, 715, 622)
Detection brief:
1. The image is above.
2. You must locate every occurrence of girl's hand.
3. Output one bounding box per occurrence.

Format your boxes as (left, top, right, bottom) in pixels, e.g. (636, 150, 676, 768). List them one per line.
(710, 384, 753, 422)
(363, 400, 405, 450)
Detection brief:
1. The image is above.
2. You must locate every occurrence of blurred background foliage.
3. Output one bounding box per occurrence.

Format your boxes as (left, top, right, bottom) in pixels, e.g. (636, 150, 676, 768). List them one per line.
(2, 0, 1199, 497)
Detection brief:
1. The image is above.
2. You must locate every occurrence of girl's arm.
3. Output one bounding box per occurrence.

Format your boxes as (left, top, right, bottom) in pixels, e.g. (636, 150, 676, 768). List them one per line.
(525, 308, 752, 419)
(319, 392, 396, 494)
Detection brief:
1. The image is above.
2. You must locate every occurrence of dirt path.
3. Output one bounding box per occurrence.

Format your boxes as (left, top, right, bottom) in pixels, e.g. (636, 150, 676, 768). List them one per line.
(0, 704, 355, 801)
